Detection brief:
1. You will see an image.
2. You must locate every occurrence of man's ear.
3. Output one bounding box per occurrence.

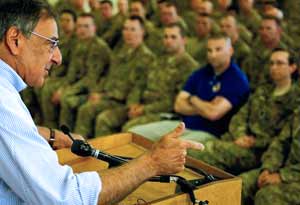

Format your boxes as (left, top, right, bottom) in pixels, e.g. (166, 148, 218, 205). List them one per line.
(5, 26, 23, 55)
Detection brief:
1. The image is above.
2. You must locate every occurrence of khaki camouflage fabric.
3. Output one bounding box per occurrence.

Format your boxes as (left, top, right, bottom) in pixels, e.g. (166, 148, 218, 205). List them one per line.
(188, 83, 300, 174)
(74, 43, 155, 138)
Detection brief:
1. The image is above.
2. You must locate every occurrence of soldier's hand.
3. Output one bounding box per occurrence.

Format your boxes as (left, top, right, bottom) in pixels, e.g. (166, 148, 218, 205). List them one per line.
(88, 92, 102, 104)
(128, 104, 144, 119)
(148, 122, 204, 175)
(257, 169, 270, 188)
(51, 89, 62, 105)
(234, 135, 255, 148)
(258, 170, 281, 188)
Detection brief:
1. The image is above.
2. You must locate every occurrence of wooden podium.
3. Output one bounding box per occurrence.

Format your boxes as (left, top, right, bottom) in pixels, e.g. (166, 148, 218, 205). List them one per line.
(56, 133, 241, 205)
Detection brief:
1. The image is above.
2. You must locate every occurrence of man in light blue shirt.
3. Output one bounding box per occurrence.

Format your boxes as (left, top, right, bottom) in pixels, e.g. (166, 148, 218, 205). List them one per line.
(0, 1, 204, 204)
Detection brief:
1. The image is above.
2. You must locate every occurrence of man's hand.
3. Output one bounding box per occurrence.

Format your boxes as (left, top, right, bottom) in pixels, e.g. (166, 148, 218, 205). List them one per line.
(88, 92, 102, 104)
(234, 135, 256, 148)
(257, 170, 282, 188)
(128, 104, 144, 119)
(149, 122, 205, 175)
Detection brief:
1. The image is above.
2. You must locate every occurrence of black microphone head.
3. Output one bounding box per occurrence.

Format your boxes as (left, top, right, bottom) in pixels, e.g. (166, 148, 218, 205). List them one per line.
(71, 140, 93, 157)
(60, 125, 70, 135)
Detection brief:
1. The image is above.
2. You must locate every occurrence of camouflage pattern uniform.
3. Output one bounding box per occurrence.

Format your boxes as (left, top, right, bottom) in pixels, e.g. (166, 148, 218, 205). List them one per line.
(237, 9, 262, 33)
(189, 83, 300, 174)
(241, 108, 300, 205)
(102, 13, 127, 48)
(94, 51, 199, 136)
(74, 43, 155, 138)
(58, 37, 111, 130)
(186, 36, 208, 67)
(39, 33, 77, 128)
(232, 38, 251, 67)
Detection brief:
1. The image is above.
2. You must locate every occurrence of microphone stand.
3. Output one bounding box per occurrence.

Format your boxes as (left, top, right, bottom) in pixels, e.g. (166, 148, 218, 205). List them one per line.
(60, 125, 210, 205)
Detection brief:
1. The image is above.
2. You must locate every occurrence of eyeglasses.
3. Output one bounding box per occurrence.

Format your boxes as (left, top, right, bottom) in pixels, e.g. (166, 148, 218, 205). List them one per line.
(30, 31, 59, 53)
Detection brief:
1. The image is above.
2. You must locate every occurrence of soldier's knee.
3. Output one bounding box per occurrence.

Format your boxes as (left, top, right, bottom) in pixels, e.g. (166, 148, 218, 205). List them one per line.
(254, 185, 277, 205)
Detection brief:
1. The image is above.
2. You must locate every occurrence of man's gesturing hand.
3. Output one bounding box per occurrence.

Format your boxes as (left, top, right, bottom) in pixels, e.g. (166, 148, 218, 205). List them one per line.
(149, 122, 205, 175)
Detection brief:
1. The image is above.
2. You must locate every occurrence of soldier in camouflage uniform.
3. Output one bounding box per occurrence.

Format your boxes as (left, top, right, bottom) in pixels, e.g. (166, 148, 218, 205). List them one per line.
(148, 1, 189, 55)
(41, 13, 111, 128)
(241, 107, 300, 205)
(88, 0, 101, 26)
(102, 0, 128, 48)
(35, 9, 77, 127)
(74, 16, 155, 138)
(94, 0, 114, 37)
(242, 16, 288, 91)
(220, 14, 251, 67)
(129, 0, 162, 56)
(186, 13, 220, 67)
(182, 0, 211, 37)
(237, 0, 262, 33)
(94, 23, 199, 136)
(190, 48, 300, 176)
(58, 14, 111, 130)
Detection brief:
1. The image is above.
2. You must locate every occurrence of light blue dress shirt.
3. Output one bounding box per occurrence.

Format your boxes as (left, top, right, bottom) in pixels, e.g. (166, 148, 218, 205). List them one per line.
(0, 59, 101, 205)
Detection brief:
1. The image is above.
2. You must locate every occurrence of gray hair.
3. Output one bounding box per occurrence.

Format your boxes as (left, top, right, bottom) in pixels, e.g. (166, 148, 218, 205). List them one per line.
(0, 0, 56, 41)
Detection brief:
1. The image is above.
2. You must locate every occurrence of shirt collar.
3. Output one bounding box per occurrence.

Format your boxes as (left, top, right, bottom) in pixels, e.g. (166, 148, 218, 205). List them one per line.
(0, 59, 27, 92)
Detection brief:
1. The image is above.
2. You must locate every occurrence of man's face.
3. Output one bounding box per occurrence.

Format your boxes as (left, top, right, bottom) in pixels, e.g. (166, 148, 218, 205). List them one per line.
(239, 0, 253, 11)
(269, 51, 293, 82)
(19, 18, 62, 87)
(198, 1, 213, 14)
(160, 6, 178, 26)
(89, 0, 100, 10)
(122, 19, 144, 48)
(207, 38, 232, 69)
(190, 0, 203, 11)
(218, 0, 231, 9)
(196, 16, 211, 37)
(163, 27, 185, 54)
(130, 2, 146, 18)
(76, 16, 96, 40)
(259, 19, 280, 43)
(220, 16, 237, 39)
(100, 3, 113, 19)
(118, 0, 128, 14)
(60, 12, 75, 34)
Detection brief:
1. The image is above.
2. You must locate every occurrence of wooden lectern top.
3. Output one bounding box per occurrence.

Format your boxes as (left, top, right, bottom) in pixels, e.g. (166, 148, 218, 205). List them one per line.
(56, 133, 241, 205)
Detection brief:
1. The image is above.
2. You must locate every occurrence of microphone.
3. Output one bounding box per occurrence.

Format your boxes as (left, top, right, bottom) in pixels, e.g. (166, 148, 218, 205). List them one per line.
(60, 125, 128, 167)
(60, 125, 75, 142)
(71, 139, 128, 166)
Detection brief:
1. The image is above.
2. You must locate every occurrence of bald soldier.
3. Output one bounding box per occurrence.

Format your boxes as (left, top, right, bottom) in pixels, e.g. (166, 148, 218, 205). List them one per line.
(74, 16, 155, 138)
(94, 23, 199, 136)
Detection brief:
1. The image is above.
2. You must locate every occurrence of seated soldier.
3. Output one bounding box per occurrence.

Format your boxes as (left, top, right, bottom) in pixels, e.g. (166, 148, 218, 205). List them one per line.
(128, 33, 249, 142)
(74, 16, 155, 138)
(41, 13, 111, 129)
(93, 23, 199, 137)
(191, 48, 300, 175)
(241, 107, 300, 205)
